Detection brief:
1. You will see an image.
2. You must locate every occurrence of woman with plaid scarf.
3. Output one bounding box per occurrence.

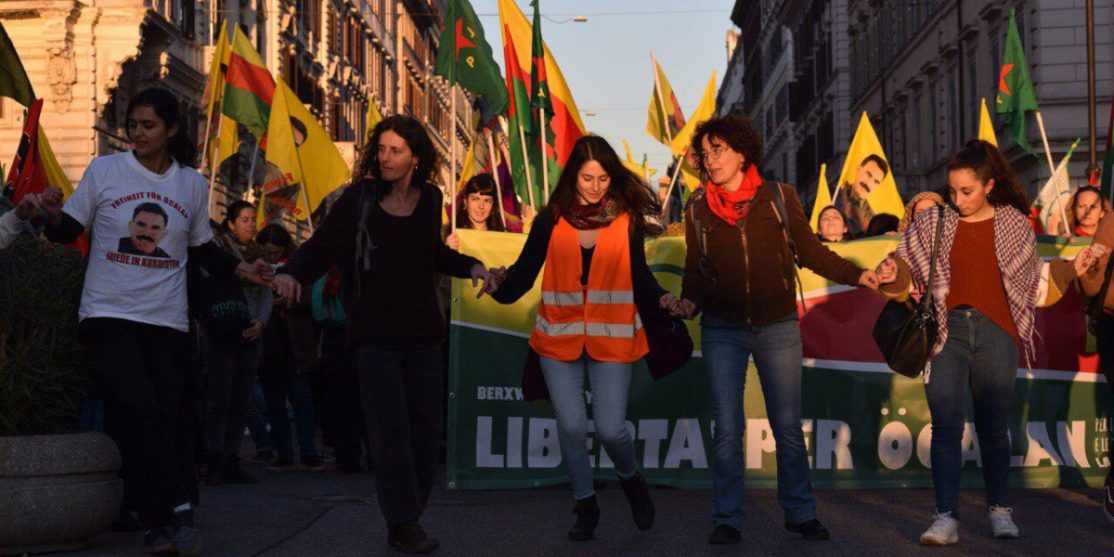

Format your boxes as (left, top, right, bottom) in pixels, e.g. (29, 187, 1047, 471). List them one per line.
(875, 140, 1088, 546)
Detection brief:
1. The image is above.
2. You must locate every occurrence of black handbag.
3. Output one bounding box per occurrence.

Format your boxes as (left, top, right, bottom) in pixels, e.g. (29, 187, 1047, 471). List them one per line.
(872, 206, 945, 378)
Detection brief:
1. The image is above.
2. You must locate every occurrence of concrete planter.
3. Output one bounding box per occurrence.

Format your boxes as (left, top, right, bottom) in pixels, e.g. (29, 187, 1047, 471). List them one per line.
(0, 432, 123, 555)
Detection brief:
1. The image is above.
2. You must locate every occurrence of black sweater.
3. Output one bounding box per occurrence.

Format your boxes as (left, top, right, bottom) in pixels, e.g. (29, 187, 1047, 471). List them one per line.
(492, 210, 666, 309)
(280, 180, 480, 346)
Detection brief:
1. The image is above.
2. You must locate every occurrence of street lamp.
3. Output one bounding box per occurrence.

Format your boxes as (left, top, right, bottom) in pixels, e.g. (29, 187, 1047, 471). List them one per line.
(573, 15, 588, 23)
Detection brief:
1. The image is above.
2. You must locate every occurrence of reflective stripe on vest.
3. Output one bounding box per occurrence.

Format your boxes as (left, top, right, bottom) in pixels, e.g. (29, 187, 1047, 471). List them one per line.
(586, 290, 635, 305)
(541, 291, 585, 307)
(534, 315, 586, 337)
(535, 314, 643, 339)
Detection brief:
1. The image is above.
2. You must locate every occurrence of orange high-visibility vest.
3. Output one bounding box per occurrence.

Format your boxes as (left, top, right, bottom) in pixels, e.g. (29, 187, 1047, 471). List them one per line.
(528, 212, 649, 363)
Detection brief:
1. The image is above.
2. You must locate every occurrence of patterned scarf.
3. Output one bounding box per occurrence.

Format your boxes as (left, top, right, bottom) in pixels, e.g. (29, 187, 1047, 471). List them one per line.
(895, 205, 1041, 380)
(563, 196, 621, 230)
(705, 164, 762, 226)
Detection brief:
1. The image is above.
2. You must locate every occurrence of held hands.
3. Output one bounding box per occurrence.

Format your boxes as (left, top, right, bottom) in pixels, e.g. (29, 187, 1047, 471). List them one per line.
(39, 187, 63, 216)
(271, 273, 302, 304)
(471, 264, 501, 299)
(236, 259, 274, 286)
(875, 257, 898, 285)
(669, 298, 698, 320)
(1075, 244, 1110, 275)
(858, 269, 881, 290)
(659, 293, 680, 315)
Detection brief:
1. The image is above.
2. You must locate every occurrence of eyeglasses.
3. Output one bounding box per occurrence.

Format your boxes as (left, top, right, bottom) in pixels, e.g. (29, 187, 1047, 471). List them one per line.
(699, 145, 728, 162)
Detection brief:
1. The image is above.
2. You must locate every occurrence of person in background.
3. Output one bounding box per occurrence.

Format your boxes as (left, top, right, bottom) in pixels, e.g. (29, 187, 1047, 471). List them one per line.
(1069, 186, 1107, 238)
(815, 206, 852, 242)
(865, 213, 901, 237)
(898, 191, 945, 234)
(270, 115, 498, 554)
(445, 173, 506, 251)
(39, 87, 272, 555)
(875, 139, 1085, 546)
(256, 223, 325, 473)
(201, 200, 272, 486)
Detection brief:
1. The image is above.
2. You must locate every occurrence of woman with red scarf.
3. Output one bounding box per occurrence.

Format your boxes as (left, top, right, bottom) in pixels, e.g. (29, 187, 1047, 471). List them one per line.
(673, 115, 879, 545)
(490, 135, 687, 542)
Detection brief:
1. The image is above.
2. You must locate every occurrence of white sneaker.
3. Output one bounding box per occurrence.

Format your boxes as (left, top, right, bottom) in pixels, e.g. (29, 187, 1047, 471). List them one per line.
(919, 512, 959, 546)
(988, 506, 1019, 539)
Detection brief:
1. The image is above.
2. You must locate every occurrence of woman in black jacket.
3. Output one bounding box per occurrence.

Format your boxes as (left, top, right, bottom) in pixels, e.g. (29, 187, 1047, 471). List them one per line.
(270, 115, 497, 554)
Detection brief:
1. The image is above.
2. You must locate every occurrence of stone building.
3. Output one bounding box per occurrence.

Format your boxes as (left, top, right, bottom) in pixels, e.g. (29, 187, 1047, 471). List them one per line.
(847, 0, 1112, 198)
(0, 0, 473, 221)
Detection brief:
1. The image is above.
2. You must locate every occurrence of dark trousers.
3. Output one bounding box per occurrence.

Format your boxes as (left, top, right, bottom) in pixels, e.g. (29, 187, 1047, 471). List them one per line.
(1093, 313, 1114, 466)
(322, 328, 367, 466)
(201, 335, 262, 464)
(926, 308, 1018, 517)
(353, 343, 443, 528)
(81, 317, 194, 527)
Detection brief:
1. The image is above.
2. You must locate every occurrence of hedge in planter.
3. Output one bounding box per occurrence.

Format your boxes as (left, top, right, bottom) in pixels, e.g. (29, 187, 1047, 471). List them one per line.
(0, 236, 87, 435)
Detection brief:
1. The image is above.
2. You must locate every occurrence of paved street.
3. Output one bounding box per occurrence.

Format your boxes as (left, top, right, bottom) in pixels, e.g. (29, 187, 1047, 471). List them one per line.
(79, 463, 1111, 557)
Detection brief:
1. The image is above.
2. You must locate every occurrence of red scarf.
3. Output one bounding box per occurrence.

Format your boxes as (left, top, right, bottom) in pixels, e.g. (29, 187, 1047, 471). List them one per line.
(1074, 225, 1094, 238)
(705, 164, 763, 226)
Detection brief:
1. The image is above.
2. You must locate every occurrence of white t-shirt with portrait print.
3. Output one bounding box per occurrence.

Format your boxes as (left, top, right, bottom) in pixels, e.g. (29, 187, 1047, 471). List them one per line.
(63, 151, 214, 332)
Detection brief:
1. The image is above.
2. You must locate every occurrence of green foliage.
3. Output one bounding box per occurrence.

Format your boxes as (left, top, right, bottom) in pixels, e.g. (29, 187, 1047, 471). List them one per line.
(0, 237, 87, 435)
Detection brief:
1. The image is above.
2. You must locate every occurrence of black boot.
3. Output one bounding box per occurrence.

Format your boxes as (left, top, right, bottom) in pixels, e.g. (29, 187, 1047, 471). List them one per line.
(785, 518, 831, 541)
(568, 495, 599, 541)
(618, 472, 655, 530)
(387, 522, 439, 554)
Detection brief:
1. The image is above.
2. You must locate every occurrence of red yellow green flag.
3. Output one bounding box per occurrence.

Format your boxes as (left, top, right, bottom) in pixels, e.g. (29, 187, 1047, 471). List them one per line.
(222, 26, 274, 137)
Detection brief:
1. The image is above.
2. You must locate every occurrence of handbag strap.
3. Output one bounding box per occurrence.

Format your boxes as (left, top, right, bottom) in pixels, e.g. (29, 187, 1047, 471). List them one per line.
(920, 205, 946, 311)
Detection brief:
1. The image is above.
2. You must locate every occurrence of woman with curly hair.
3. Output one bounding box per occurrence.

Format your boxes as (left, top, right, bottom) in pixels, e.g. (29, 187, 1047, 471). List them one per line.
(270, 115, 498, 554)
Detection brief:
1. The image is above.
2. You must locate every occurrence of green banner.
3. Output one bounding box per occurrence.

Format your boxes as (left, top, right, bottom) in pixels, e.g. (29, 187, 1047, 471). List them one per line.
(447, 230, 1111, 490)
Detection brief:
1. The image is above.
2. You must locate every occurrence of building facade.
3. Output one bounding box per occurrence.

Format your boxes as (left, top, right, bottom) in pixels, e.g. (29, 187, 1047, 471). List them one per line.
(719, 0, 854, 210)
(0, 0, 473, 221)
(849, 0, 1113, 198)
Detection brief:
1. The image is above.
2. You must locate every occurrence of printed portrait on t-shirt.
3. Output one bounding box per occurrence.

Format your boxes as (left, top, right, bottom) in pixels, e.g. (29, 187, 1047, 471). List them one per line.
(118, 202, 171, 259)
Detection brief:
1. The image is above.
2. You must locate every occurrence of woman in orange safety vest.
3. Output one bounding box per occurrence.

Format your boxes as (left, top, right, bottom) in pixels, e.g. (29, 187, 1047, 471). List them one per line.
(491, 135, 682, 542)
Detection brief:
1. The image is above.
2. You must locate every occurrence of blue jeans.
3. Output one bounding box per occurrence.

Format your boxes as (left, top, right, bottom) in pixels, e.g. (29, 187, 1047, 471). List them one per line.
(540, 354, 639, 500)
(926, 308, 1017, 517)
(701, 315, 816, 528)
(260, 357, 318, 461)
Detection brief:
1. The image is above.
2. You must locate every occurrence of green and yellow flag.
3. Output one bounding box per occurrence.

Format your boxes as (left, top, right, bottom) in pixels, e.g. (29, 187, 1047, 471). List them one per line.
(201, 21, 238, 171)
(433, 0, 508, 117)
(996, 8, 1039, 156)
(261, 79, 350, 225)
(223, 27, 274, 137)
(646, 52, 686, 146)
(0, 22, 34, 107)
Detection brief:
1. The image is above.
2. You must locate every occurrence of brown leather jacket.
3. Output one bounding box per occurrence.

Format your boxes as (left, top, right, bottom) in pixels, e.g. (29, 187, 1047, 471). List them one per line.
(681, 182, 865, 324)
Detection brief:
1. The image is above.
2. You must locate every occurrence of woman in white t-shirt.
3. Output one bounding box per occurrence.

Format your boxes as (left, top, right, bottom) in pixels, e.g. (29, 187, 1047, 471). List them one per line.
(39, 87, 271, 556)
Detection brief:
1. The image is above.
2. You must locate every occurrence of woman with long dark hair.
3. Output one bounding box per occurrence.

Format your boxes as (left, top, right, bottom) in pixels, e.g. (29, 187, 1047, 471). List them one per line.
(876, 140, 1083, 545)
(199, 200, 273, 486)
(270, 115, 497, 554)
(38, 87, 272, 555)
(445, 173, 506, 250)
(489, 135, 684, 541)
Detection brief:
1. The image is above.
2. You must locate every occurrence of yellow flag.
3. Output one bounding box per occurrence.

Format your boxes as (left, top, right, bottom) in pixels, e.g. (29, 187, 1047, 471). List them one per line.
(978, 98, 998, 147)
(201, 22, 238, 170)
(679, 154, 701, 192)
(646, 52, 686, 146)
(809, 163, 832, 233)
(261, 79, 351, 225)
(456, 138, 477, 193)
(365, 98, 383, 142)
(836, 112, 905, 230)
(621, 139, 656, 179)
(669, 72, 717, 157)
(37, 125, 72, 196)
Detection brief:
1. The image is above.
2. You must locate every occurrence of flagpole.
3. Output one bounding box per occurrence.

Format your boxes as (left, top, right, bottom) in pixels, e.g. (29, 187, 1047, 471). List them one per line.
(451, 85, 458, 232)
(1035, 111, 1071, 234)
(517, 123, 536, 208)
(207, 116, 225, 202)
(246, 140, 261, 204)
(661, 146, 690, 218)
(486, 129, 507, 229)
(539, 109, 550, 204)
